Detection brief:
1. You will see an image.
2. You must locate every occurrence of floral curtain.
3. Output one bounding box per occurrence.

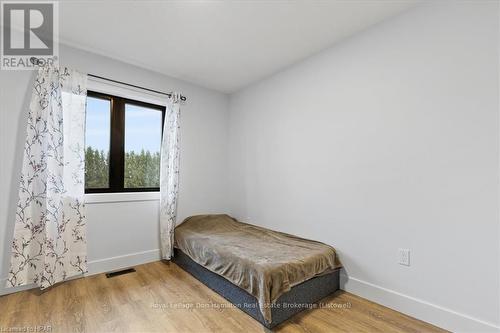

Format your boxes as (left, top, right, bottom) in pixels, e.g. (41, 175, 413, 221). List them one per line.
(159, 94, 181, 260)
(7, 65, 88, 289)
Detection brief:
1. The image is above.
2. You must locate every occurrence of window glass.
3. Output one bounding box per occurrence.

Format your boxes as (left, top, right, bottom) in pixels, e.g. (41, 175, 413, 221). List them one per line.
(85, 97, 111, 189)
(124, 103, 162, 188)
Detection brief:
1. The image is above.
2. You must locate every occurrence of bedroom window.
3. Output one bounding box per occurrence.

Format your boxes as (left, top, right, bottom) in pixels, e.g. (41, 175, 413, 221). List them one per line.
(85, 91, 165, 193)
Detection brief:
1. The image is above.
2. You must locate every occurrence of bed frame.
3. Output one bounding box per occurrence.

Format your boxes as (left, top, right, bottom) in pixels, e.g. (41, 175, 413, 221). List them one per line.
(172, 248, 340, 329)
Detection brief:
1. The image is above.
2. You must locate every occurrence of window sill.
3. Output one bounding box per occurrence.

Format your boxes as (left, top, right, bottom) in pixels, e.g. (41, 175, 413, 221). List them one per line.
(85, 192, 160, 204)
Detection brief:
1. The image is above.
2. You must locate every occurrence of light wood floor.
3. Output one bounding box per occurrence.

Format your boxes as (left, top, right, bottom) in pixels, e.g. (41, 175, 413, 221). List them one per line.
(0, 261, 446, 333)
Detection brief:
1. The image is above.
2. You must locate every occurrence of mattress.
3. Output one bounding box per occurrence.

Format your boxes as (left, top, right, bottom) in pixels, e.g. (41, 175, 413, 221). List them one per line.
(173, 248, 340, 329)
(174, 214, 342, 324)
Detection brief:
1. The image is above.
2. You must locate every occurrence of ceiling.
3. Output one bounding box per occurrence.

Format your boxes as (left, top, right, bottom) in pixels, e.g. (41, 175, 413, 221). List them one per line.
(59, 1, 418, 93)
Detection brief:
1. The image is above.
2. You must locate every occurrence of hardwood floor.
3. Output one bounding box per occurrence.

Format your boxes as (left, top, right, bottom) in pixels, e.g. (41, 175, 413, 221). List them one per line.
(0, 261, 446, 333)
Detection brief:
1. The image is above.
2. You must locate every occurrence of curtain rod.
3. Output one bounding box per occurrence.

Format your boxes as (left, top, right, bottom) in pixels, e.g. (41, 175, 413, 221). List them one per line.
(29, 57, 187, 102)
(88, 74, 187, 102)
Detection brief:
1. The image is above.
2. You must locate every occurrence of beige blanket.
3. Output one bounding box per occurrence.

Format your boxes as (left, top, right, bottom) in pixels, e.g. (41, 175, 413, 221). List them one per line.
(174, 214, 342, 323)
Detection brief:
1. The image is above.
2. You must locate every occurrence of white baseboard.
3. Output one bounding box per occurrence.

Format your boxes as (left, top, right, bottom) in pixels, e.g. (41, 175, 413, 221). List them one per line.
(87, 249, 161, 275)
(0, 249, 161, 296)
(340, 272, 500, 333)
(0, 278, 39, 295)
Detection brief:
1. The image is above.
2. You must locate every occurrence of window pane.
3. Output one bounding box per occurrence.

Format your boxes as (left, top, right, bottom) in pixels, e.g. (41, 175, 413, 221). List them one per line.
(85, 97, 111, 189)
(124, 104, 162, 188)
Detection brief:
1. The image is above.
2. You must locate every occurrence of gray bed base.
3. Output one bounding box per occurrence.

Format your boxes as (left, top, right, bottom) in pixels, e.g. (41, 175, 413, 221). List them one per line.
(172, 248, 340, 329)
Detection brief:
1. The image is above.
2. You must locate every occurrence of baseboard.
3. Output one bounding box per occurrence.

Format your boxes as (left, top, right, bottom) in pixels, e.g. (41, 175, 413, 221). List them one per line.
(340, 272, 500, 333)
(86, 248, 161, 275)
(0, 249, 161, 296)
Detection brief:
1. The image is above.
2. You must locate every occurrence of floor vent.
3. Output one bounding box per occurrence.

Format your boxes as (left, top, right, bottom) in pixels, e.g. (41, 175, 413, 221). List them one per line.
(106, 268, 136, 278)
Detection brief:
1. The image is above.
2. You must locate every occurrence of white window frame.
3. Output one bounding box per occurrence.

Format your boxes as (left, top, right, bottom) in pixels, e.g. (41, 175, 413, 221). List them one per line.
(84, 76, 166, 204)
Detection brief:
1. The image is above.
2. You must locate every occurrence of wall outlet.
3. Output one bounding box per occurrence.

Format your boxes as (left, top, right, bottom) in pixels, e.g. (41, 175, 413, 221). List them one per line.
(398, 248, 410, 266)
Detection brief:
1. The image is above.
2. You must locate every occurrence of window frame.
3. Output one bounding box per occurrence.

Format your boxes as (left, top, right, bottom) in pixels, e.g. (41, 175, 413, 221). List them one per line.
(85, 90, 166, 194)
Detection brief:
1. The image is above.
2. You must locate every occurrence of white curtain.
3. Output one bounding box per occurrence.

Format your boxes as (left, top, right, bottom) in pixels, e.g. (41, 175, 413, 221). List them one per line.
(159, 94, 181, 260)
(7, 65, 88, 289)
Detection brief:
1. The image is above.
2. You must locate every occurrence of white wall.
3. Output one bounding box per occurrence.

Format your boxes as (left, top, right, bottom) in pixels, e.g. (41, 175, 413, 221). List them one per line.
(0, 45, 230, 293)
(228, 2, 499, 332)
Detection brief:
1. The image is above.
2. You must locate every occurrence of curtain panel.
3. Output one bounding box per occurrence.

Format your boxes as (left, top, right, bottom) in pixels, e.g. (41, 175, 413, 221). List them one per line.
(7, 65, 88, 289)
(159, 94, 181, 260)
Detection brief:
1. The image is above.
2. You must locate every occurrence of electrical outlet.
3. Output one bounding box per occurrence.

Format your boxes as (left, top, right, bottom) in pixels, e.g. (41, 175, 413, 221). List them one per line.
(398, 248, 410, 266)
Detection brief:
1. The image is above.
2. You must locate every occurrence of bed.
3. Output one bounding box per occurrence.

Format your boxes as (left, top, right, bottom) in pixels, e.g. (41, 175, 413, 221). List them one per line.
(172, 214, 342, 329)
